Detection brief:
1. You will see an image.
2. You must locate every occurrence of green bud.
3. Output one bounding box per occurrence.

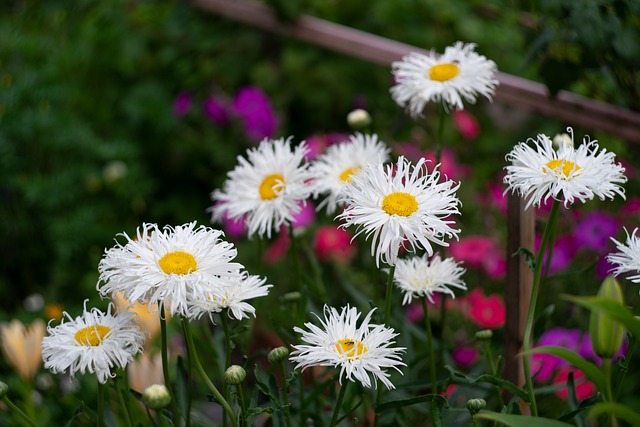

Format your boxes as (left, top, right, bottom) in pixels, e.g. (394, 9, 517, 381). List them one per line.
(0, 381, 8, 398)
(224, 365, 247, 385)
(283, 291, 302, 302)
(346, 109, 372, 130)
(268, 346, 290, 364)
(466, 398, 486, 414)
(475, 329, 493, 341)
(142, 384, 171, 410)
(589, 275, 625, 359)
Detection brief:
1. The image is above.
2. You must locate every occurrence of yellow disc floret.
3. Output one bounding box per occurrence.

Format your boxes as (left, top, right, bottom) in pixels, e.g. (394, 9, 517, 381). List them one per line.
(75, 325, 111, 346)
(335, 338, 368, 360)
(339, 166, 361, 183)
(429, 63, 460, 82)
(545, 159, 580, 177)
(259, 174, 285, 200)
(382, 192, 419, 217)
(158, 251, 197, 275)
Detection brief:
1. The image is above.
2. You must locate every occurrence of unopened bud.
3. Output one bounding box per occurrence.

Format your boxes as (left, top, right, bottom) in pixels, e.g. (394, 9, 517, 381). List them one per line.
(142, 384, 171, 410)
(346, 109, 372, 130)
(466, 398, 486, 415)
(475, 329, 493, 341)
(268, 346, 290, 364)
(224, 365, 247, 385)
(553, 133, 573, 149)
(283, 292, 302, 302)
(589, 275, 625, 359)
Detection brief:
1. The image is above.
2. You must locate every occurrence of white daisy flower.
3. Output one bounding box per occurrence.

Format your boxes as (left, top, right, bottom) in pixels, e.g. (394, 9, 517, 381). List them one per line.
(607, 227, 640, 284)
(97, 222, 243, 318)
(392, 254, 467, 305)
(290, 305, 405, 390)
(337, 156, 461, 267)
(210, 137, 312, 239)
(309, 132, 390, 214)
(503, 129, 626, 210)
(187, 272, 272, 321)
(41, 301, 145, 384)
(391, 41, 498, 117)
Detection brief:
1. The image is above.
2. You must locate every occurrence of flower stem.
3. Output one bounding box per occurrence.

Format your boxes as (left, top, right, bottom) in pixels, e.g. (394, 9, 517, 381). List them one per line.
(115, 377, 134, 427)
(97, 380, 105, 427)
(2, 396, 37, 427)
(615, 333, 635, 398)
(435, 106, 446, 165)
(483, 340, 505, 408)
(180, 318, 193, 427)
(522, 199, 560, 417)
(329, 381, 349, 427)
(421, 298, 437, 394)
(383, 265, 396, 327)
(237, 384, 248, 427)
(182, 318, 239, 427)
(280, 360, 292, 427)
(602, 358, 619, 427)
(159, 302, 181, 425)
(220, 311, 232, 369)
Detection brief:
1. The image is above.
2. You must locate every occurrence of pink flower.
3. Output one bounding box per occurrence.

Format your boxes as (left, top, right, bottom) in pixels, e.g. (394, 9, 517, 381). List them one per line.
(173, 91, 192, 117)
(553, 367, 596, 401)
(452, 110, 480, 140)
(452, 345, 478, 369)
(264, 226, 290, 265)
(313, 225, 355, 263)
(572, 211, 618, 251)
(480, 179, 507, 216)
(423, 147, 470, 182)
(221, 212, 246, 240)
(303, 133, 350, 160)
(292, 201, 315, 230)
(621, 196, 640, 216)
(466, 289, 505, 329)
(203, 96, 229, 125)
(449, 236, 506, 279)
(531, 327, 582, 382)
(232, 86, 279, 142)
(535, 234, 577, 275)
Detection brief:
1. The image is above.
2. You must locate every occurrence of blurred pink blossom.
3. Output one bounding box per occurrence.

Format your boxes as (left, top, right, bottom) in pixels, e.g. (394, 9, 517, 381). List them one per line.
(313, 225, 356, 263)
(173, 91, 192, 117)
(203, 96, 229, 125)
(220, 212, 246, 240)
(449, 236, 506, 278)
(452, 345, 478, 369)
(303, 133, 350, 160)
(232, 86, 279, 142)
(291, 201, 315, 230)
(535, 234, 577, 275)
(466, 289, 505, 329)
(572, 211, 618, 251)
(452, 110, 480, 140)
(553, 367, 596, 401)
(423, 147, 470, 182)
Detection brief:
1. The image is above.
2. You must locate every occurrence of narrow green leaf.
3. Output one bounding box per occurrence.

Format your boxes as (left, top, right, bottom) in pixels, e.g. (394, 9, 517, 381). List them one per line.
(444, 366, 530, 402)
(376, 393, 448, 412)
(475, 411, 576, 427)
(588, 402, 640, 426)
(525, 346, 606, 392)
(563, 295, 640, 337)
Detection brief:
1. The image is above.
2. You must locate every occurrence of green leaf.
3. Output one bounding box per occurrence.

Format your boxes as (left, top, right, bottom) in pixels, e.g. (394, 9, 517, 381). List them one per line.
(246, 406, 275, 417)
(475, 411, 576, 426)
(254, 365, 281, 405)
(376, 394, 448, 413)
(525, 346, 606, 392)
(444, 366, 530, 403)
(588, 402, 640, 426)
(563, 295, 640, 337)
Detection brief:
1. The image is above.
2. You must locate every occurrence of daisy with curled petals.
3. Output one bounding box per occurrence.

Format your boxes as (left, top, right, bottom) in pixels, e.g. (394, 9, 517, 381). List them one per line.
(290, 305, 405, 390)
(337, 156, 461, 267)
(392, 254, 466, 305)
(309, 132, 390, 214)
(98, 222, 243, 319)
(41, 301, 145, 384)
(391, 41, 498, 118)
(210, 137, 313, 239)
(187, 272, 272, 321)
(607, 227, 640, 284)
(504, 129, 626, 210)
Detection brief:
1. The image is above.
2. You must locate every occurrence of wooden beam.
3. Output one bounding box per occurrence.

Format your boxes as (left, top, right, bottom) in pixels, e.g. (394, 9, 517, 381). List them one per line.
(192, 0, 640, 143)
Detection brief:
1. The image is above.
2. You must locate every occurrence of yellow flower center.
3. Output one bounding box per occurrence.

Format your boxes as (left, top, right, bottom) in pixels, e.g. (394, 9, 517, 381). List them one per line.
(335, 338, 367, 360)
(259, 174, 285, 200)
(75, 325, 111, 346)
(158, 251, 197, 275)
(545, 159, 580, 177)
(429, 63, 460, 82)
(382, 192, 419, 217)
(339, 166, 361, 183)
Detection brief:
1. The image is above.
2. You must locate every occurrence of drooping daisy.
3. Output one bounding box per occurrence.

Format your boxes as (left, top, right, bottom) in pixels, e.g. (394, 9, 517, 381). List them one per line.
(503, 129, 626, 210)
(309, 132, 390, 214)
(391, 41, 498, 118)
(98, 222, 243, 318)
(392, 254, 467, 305)
(337, 156, 461, 267)
(210, 137, 313, 239)
(290, 305, 405, 390)
(186, 272, 272, 321)
(41, 301, 145, 384)
(607, 227, 640, 284)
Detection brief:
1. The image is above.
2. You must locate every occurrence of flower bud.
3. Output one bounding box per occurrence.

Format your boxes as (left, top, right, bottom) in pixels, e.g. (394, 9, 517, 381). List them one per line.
(142, 384, 171, 410)
(224, 365, 247, 385)
(466, 398, 486, 414)
(475, 329, 493, 341)
(553, 133, 573, 149)
(283, 291, 302, 302)
(346, 109, 372, 130)
(589, 275, 625, 359)
(268, 346, 290, 364)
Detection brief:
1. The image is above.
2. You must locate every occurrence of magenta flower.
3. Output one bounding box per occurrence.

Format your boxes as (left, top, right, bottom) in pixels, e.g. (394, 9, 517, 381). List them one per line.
(232, 86, 279, 142)
(572, 211, 619, 251)
(535, 234, 577, 275)
(313, 225, 356, 263)
(291, 201, 315, 230)
(452, 110, 480, 140)
(203, 96, 229, 125)
(449, 236, 505, 278)
(531, 327, 582, 383)
(466, 289, 505, 329)
(173, 91, 192, 117)
(553, 367, 596, 401)
(452, 345, 478, 369)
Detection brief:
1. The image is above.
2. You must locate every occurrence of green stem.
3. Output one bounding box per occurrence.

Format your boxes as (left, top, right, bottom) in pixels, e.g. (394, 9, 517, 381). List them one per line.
(288, 224, 307, 323)
(237, 384, 248, 427)
(329, 381, 349, 427)
(180, 319, 193, 427)
(280, 360, 292, 427)
(97, 381, 105, 427)
(484, 340, 505, 408)
(602, 359, 618, 427)
(522, 199, 560, 417)
(157, 409, 169, 427)
(220, 311, 232, 369)
(435, 106, 446, 165)
(2, 396, 38, 427)
(182, 318, 238, 427)
(116, 378, 133, 427)
(298, 372, 305, 427)
(159, 303, 181, 425)
(615, 333, 636, 398)
(383, 265, 396, 327)
(421, 298, 437, 394)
